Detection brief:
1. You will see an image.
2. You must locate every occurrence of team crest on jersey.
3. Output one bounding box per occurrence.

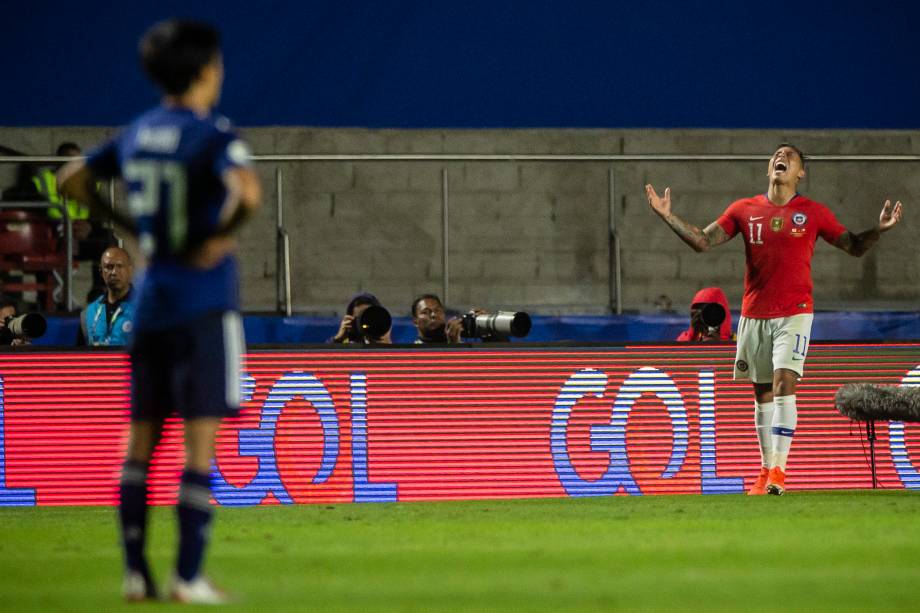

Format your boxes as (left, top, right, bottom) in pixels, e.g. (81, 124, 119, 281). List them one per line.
(771, 217, 783, 232)
(736, 360, 749, 372)
(790, 212, 808, 237)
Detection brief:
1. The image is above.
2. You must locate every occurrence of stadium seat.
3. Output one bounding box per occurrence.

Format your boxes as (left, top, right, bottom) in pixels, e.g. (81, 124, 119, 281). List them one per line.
(0, 209, 74, 312)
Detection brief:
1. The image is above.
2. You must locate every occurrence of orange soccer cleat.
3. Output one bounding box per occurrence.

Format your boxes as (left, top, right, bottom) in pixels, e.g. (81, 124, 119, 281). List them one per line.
(765, 467, 786, 496)
(747, 467, 770, 495)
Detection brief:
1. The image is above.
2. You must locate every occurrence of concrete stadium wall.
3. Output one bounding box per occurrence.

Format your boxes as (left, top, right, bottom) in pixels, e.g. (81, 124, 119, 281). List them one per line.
(2, 127, 918, 316)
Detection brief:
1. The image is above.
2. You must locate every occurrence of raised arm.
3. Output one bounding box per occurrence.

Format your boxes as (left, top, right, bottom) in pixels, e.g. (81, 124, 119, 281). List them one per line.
(834, 200, 903, 256)
(646, 184, 731, 252)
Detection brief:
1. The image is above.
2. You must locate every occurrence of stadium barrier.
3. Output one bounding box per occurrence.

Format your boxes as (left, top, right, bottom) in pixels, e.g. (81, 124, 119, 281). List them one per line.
(35, 311, 920, 345)
(1, 342, 919, 507)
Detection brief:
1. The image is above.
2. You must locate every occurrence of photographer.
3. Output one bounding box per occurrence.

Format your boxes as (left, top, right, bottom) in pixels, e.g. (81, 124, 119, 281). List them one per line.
(412, 294, 462, 343)
(412, 294, 529, 343)
(412, 294, 491, 343)
(676, 287, 734, 342)
(331, 292, 392, 344)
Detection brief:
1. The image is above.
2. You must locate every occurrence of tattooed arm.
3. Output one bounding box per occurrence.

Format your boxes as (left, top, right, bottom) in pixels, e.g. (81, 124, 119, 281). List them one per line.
(645, 184, 732, 252)
(834, 200, 903, 257)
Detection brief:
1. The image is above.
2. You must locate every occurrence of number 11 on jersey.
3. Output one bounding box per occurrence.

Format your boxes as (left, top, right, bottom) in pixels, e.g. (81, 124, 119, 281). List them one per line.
(748, 222, 763, 245)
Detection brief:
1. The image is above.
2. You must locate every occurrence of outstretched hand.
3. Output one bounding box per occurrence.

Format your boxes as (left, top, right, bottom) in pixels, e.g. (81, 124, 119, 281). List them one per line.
(646, 184, 672, 219)
(878, 200, 903, 232)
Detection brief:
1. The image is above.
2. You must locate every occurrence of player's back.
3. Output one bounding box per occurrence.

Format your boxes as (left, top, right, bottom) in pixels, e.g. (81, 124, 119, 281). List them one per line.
(100, 105, 247, 332)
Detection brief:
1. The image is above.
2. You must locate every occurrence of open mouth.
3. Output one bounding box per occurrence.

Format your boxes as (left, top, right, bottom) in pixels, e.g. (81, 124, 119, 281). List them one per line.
(774, 160, 787, 172)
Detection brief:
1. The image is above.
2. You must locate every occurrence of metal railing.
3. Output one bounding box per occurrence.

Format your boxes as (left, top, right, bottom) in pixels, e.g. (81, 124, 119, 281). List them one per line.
(250, 153, 920, 315)
(3, 153, 919, 315)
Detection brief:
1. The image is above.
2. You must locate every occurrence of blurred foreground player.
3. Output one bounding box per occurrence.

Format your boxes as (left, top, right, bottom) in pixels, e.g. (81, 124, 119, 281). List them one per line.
(647, 145, 902, 495)
(59, 20, 261, 603)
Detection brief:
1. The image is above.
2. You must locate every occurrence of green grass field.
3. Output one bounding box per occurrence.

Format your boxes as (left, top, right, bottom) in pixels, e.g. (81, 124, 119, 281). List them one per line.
(1, 492, 919, 611)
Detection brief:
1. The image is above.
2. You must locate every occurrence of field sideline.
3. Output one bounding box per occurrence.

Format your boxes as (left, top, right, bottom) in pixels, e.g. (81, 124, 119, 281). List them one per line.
(1, 491, 919, 611)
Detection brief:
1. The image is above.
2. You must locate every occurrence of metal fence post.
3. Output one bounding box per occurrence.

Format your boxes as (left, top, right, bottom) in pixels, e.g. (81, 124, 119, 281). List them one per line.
(441, 167, 450, 307)
(276, 166, 292, 316)
(608, 166, 622, 314)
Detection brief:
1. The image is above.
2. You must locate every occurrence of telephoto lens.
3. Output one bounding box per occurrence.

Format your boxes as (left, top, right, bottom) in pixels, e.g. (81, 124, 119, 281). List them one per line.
(700, 303, 726, 329)
(462, 311, 532, 339)
(0, 313, 47, 345)
(355, 305, 392, 339)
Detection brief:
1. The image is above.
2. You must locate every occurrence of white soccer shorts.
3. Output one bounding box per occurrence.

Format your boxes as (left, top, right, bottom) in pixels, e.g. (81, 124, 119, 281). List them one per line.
(733, 313, 814, 383)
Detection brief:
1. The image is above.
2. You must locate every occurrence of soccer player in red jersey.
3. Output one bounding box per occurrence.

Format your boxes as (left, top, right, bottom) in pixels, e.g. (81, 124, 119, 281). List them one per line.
(646, 144, 903, 495)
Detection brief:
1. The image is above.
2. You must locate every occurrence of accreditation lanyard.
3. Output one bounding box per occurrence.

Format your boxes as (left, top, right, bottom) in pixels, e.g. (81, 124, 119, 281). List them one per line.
(92, 302, 123, 340)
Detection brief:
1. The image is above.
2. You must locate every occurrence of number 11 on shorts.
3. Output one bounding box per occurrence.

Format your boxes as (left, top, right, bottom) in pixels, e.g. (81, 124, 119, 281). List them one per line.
(793, 334, 808, 357)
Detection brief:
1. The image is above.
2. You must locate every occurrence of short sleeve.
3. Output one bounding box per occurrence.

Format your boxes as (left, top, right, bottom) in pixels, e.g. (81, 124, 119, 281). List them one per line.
(212, 131, 253, 176)
(85, 139, 121, 179)
(817, 203, 847, 244)
(715, 200, 743, 238)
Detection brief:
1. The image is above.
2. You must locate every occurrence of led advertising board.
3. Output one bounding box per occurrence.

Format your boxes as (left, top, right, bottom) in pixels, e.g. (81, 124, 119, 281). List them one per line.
(1, 344, 918, 506)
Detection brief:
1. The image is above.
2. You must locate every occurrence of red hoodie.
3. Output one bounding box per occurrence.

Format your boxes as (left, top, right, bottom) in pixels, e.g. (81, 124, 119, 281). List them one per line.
(676, 287, 733, 342)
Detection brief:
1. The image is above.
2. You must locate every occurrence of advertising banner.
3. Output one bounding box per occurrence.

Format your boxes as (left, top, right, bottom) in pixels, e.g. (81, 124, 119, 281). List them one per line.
(1, 344, 919, 506)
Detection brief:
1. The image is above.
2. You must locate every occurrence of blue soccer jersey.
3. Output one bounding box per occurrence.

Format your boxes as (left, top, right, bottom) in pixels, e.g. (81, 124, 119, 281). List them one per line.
(86, 106, 252, 331)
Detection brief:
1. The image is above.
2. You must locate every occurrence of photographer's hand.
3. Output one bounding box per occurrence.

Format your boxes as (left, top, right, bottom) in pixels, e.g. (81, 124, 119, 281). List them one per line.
(333, 315, 355, 343)
(701, 328, 721, 343)
(446, 318, 463, 343)
(690, 309, 706, 333)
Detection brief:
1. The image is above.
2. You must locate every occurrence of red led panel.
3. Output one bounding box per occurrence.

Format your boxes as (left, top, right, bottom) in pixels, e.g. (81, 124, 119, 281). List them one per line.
(1, 344, 919, 506)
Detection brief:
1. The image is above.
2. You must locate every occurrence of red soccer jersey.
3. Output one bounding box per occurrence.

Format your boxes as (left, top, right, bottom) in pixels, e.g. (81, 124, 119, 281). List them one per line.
(716, 194, 847, 318)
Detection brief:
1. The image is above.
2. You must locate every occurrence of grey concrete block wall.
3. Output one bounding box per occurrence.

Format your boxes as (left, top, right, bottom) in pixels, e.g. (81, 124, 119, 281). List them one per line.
(1, 127, 918, 315)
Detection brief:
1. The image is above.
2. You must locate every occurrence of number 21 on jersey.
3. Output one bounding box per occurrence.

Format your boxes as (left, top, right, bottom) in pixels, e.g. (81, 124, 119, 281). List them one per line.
(124, 160, 188, 255)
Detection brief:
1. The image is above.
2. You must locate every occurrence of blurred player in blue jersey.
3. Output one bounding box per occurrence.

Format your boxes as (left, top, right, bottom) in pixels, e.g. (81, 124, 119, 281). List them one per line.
(59, 20, 262, 604)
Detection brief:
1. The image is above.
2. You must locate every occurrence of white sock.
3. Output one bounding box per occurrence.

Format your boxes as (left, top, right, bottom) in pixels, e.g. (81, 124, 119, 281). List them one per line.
(771, 395, 798, 471)
(755, 401, 775, 469)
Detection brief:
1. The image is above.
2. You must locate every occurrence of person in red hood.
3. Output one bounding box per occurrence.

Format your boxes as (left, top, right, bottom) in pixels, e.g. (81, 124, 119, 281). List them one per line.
(676, 287, 733, 342)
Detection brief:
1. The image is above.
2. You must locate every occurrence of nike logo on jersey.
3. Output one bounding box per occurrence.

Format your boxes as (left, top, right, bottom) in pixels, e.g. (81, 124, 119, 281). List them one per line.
(749, 216, 764, 221)
(792, 355, 805, 361)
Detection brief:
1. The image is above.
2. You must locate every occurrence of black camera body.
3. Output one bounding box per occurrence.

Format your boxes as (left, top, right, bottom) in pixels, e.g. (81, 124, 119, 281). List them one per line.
(461, 311, 532, 340)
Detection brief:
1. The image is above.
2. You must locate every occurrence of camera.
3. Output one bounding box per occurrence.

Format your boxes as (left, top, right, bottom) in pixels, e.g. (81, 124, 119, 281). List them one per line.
(352, 305, 392, 341)
(461, 310, 532, 340)
(700, 303, 726, 329)
(0, 313, 47, 345)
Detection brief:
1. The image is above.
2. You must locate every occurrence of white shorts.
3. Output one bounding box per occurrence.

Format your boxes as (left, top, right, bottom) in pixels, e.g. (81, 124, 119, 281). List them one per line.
(733, 313, 814, 383)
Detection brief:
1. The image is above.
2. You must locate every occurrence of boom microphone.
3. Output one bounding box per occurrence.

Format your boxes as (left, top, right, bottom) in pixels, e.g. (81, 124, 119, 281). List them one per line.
(834, 383, 920, 422)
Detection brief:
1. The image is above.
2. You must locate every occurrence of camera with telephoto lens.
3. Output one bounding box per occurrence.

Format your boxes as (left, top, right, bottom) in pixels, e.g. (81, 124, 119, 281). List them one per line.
(352, 305, 392, 341)
(700, 303, 726, 329)
(461, 310, 532, 340)
(0, 313, 47, 345)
